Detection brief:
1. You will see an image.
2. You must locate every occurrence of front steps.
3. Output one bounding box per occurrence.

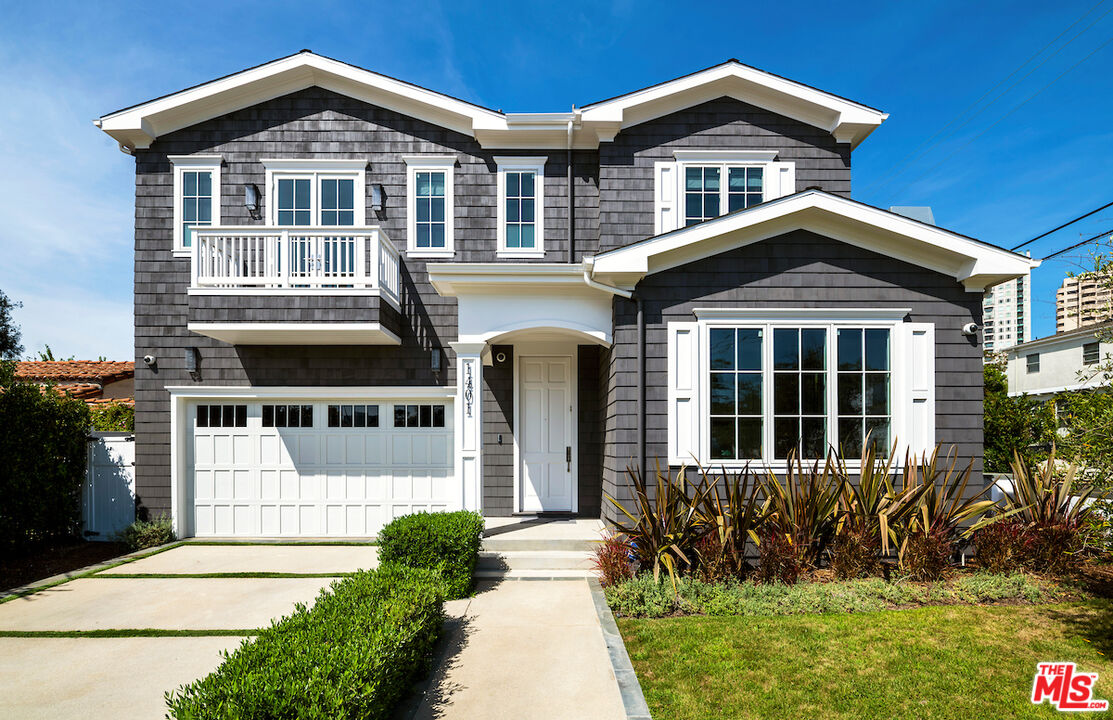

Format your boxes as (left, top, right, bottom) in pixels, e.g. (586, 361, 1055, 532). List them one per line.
(477, 517, 604, 579)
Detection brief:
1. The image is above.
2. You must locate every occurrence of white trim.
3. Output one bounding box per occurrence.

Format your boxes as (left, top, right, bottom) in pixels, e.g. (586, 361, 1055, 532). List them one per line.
(591, 190, 1039, 290)
(579, 60, 887, 149)
(260, 158, 369, 171)
(262, 161, 367, 227)
(512, 344, 579, 514)
(404, 156, 456, 258)
(171, 157, 222, 253)
(673, 150, 779, 162)
(187, 322, 402, 346)
(495, 157, 546, 259)
(694, 307, 911, 321)
(166, 385, 455, 399)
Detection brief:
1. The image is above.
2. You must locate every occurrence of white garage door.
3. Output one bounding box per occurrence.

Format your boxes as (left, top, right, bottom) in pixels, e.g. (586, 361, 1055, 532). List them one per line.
(188, 398, 456, 537)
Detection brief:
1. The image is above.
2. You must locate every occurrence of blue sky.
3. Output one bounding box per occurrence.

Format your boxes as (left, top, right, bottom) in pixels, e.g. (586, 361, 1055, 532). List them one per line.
(1, 0, 1110, 360)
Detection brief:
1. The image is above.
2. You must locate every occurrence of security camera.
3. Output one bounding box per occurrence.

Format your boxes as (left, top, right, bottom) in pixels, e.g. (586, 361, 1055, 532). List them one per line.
(962, 323, 980, 337)
(143, 354, 156, 365)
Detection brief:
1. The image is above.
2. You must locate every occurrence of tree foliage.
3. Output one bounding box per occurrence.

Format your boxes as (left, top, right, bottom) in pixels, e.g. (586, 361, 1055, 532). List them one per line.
(90, 402, 134, 432)
(983, 365, 1054, 473)
(0, 289, 22, 360)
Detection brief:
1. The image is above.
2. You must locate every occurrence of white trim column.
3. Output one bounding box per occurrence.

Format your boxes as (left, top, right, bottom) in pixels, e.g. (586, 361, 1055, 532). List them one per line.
(450, 341, 486, 512)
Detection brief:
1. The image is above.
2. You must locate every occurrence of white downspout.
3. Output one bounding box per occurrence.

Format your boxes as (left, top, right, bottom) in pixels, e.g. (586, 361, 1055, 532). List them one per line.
(582, 256, 634, 299)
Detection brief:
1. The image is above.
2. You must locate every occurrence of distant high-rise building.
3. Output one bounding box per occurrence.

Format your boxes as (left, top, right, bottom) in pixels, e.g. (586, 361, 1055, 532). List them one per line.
(1056, 273, 1113, 332)
(983, 272, 1031, 353)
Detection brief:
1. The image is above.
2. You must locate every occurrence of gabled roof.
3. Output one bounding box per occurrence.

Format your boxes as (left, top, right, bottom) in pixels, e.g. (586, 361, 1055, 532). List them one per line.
(579, 60, 888, 148)
(588, 191, 1039, 292)
(15, 360, 135, 384)
(96, 53, 887, 151)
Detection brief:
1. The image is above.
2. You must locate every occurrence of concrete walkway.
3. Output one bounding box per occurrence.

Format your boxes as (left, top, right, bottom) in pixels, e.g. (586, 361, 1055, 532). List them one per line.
(410, 579, 626, 720)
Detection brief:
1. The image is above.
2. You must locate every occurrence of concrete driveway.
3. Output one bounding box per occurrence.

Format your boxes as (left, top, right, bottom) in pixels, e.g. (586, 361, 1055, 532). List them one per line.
(0, 543, 373, 719)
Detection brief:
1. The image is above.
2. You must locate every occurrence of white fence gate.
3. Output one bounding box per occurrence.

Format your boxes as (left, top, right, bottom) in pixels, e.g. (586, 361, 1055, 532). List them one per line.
(83, 432, 136, 540)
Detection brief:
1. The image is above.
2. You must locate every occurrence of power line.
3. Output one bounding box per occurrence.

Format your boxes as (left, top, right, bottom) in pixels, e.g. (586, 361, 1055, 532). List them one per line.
(1011, 200, 1113, 251)
(1040, 227, 1113, 261)
(861, 0, 1113, 195)
(883, 33, 1113, 201)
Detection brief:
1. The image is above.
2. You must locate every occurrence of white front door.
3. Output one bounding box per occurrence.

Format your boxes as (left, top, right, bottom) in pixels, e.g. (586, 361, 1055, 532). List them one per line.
(518, 356, 574, 512)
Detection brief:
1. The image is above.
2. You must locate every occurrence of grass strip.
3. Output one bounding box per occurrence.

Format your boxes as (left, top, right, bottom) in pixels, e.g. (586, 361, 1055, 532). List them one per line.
(0, 628, 256, 638)
(92, 572, 352, 579)
(0, 541, 188, 605)
(184, 540, 378, 547)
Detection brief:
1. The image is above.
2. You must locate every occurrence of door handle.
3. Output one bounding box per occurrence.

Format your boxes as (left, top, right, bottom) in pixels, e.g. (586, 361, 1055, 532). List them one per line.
(566, 446, 572, 472)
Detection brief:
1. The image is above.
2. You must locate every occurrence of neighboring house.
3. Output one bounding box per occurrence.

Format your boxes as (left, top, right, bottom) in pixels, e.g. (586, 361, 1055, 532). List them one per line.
(1005, 322, 1112, 400)
(94, 51, 1036, 538)
(1056, 273, 1112, 333)
(983, 272, 1032, 354)
(15, 361, 135, 406)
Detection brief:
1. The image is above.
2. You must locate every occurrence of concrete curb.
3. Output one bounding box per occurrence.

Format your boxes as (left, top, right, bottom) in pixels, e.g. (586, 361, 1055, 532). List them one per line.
(0, 540, 184, 602)
(588, 578, 652, 720)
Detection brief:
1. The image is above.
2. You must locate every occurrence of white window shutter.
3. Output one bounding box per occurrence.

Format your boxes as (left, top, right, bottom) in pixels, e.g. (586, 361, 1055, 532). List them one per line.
(902, 323, 936, 458)
(654, 161, 678, 235)
(667, 321, 700, 465)
(767, 161, 796, 200)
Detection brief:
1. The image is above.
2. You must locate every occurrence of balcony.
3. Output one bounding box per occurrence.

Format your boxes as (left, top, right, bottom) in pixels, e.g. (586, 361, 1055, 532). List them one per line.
(186, 226, 404, 346)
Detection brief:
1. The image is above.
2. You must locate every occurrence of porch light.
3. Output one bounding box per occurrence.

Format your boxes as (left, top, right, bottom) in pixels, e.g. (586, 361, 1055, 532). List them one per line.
(244, 183, 260, 218)
(185, 346, 201, 379)
(431, 348, 442, 373)
(371, 184, 384, 213)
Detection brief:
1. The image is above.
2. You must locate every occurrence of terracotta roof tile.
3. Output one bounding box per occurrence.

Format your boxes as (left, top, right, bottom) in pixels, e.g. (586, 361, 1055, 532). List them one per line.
(15, 361, 134, 384)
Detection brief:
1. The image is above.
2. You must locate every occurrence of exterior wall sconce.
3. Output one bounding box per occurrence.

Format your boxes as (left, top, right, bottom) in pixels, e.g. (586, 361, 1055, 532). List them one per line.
(185, 346, 201, 380)
(431, 348, 442, 374)
(371, 184, 384, 213)
(244, 183, 260, 219)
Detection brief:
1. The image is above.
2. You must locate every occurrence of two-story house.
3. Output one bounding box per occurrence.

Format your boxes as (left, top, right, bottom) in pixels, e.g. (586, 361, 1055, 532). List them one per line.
(95, 51, 1036, 538)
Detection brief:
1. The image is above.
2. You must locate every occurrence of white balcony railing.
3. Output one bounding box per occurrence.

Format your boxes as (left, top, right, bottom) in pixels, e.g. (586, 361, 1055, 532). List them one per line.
(190, 226, 401, 309)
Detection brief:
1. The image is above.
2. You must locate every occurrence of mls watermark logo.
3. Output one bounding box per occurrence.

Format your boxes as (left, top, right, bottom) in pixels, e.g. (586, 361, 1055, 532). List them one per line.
(1031, 662, 1109, 712)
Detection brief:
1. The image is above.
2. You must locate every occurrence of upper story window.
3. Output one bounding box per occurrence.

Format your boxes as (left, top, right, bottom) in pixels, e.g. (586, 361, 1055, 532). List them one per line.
(170, 155, 222, 254)
(262, 159, 367, 227)
(1026, 353, 1040, 373)
(496, 157, 545, 258)
(654, 151, 795, 235)
(1083, 342, 1100, 366)
(403, 155, 456, 258)
(684, 165, 764, 226)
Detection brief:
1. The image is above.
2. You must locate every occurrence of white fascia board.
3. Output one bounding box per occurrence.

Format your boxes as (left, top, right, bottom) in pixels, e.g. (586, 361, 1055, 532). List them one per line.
(261, 158, 368, 171)
(694, 307, 911, 322)
(166, 385, 456, 400)
(579, 63, 887, 148)
(187, 322, 401, 346)
(426, 262, 588, 296)
(97, 53, 508, 149)
(590, 191, 1037, 286)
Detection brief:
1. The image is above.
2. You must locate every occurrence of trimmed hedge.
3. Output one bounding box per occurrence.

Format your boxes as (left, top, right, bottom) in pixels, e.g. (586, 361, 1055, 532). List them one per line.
(378, 511, 485, 600)
(165, 564, 445, 720)
(0, 379, 90, 550)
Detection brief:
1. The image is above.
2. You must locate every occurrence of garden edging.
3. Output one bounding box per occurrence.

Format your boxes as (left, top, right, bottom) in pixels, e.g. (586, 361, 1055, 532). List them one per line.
(588, 577, 652, 720)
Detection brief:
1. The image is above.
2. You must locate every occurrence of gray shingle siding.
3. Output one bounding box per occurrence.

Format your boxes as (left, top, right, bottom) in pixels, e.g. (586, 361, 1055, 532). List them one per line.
(602, 230, 984, 523)
(599, 96, 852, 252)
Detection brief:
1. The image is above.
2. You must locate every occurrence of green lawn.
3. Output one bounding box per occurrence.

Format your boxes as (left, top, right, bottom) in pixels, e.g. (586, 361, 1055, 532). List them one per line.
(619, 601, 1113, 720)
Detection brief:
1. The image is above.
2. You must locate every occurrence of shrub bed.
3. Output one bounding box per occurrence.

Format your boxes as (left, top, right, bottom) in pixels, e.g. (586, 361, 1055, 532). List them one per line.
(116, 514, 175, 551)
(605, 572, 1076, 619)
(378, 510, 484, 600)
(166, 564, 445, 720)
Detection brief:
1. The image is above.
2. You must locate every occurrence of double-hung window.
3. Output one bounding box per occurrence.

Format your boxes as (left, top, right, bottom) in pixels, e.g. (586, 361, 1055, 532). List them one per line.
(670, 309, 924, 468)
(496, 157, 545, 258)
(654, 151, 795, 234)
(404, 155, 456, 257)
(263, 159, 366, 227)
(170, 155, 222, 254)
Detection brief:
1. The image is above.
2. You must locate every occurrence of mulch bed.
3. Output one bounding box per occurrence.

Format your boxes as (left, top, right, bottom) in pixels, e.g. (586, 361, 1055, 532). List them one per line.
(1, 540, 128, 593)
